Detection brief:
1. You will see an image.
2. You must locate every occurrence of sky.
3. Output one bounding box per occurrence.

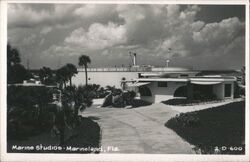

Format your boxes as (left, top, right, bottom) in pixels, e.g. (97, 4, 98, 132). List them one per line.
(7, 4, 245, 70)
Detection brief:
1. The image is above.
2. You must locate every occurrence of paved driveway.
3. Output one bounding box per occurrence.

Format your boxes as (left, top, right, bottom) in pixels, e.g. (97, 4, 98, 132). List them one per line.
(80, 103, 195, 154)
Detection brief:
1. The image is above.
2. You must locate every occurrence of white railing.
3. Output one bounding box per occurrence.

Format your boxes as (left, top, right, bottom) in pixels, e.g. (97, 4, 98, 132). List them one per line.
(77, 66, 193, 72)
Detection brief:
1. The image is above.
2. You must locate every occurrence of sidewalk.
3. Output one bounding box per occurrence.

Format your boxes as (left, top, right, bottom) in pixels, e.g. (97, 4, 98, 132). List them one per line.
(81, 103, 195, 154)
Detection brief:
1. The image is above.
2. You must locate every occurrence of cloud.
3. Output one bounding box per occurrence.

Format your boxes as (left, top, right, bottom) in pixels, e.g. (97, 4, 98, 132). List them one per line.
(22, 34, 37, 45)
(150, 16, 244, 60)
(42, 44, 82, 57)
(8, 4, 78, 29)
(116, 5, 166, 46)
(8, 4, 245, 69)
(74, 4, 115, 18)
(8, 4, 51, 28)
(116, 4, 147, 23)
(193, 17, 244, 46)
(40, 26, 52, 34)
(65, 22, 127, 50)
(43, 4, 244, 64)
(39, 38, 45, 46)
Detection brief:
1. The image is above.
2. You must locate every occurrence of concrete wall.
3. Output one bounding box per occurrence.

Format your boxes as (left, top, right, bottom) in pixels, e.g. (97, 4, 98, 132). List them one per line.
(72, 71, 139, 88)
(140, 82, 186, 103)
(213, 83, 224, 100)
(212, 82, 234, 99)
(224, 81, 234, 99)
(139, 81, 235, 103)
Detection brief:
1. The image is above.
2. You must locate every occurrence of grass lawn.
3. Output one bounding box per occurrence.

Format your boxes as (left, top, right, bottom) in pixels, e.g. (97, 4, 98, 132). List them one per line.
(162, 98, 225, 106)
(7, 117, 101, 153)
(165, 101, 245, 154)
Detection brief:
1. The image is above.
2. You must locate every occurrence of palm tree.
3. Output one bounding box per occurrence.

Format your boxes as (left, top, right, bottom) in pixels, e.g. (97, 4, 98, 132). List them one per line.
(63, 85, 93, 126)
(39, 66, 53, 84)
(65, 63, 78, 87)
(7, 43, 20, 67)
(56, 66, 68, 89)
(78, 55, 91, 86)
(56, 64, 77, 88)
(7, 43, 31, 84)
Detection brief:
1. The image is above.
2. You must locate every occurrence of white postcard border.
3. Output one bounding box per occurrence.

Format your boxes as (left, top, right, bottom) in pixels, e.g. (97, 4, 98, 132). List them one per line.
(1, 0, 249, 161)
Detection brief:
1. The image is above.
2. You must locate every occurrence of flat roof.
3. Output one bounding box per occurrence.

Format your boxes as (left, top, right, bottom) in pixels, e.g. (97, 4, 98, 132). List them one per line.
(8, 83, 45, 87)
(127, 82, 151, 87)
(136, 78, 189, 82)
(7, 83, 58, 87)
(140, 71, 199, 76)
(136, 76, 236, 82)
(190, 77, 236, 82)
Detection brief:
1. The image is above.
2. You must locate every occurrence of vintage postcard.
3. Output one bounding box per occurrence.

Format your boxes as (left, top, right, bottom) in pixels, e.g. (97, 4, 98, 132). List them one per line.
(0, 0, 249, 161)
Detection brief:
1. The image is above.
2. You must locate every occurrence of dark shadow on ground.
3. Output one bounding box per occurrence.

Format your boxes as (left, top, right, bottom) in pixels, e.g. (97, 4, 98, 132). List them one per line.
(87, 116, 101, 121)
(131, 99, 152, 108)
(162, 98, 222, 106)
(165, 101, 245, 154)
(7, 117, 101, 153)
(101, 99, 152, 109)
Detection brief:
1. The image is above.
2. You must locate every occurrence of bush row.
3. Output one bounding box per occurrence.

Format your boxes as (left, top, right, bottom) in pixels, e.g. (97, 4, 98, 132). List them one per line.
(7, 86, 54, 139)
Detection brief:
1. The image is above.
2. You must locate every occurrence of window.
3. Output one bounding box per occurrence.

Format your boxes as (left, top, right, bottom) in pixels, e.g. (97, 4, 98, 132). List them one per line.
(224, 84, 232, 97)
(180, 74, 188, 77)
(158, 82, 168, 87)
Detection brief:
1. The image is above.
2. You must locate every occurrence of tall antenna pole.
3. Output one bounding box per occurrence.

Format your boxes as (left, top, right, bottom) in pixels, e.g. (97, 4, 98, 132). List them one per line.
(129, 51, 137, 66)
(166, 48, 172, 67)
(133, 53, 137, 66)
(166, 59, 170, 67)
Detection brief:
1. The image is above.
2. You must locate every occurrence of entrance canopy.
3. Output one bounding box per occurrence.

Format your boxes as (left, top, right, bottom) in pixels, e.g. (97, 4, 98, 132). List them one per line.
(127, 82, 151, 87)
(191, 81, 222, 85)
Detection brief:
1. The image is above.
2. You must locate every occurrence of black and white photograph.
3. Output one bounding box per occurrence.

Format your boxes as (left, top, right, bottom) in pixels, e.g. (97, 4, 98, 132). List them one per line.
(0, 0, 249, 161)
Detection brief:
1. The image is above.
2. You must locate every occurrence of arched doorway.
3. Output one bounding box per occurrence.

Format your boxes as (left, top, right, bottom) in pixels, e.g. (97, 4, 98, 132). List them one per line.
(174, 86, 187, 97)
(139, 86, 152, 96)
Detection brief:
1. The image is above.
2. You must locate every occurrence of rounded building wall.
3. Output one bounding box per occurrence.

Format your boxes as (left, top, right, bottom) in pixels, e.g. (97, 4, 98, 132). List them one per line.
(140, 82, 187, 103)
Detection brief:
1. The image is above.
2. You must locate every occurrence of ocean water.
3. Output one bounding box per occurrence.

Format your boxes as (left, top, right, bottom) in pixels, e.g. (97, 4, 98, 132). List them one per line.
(72, 71, 139, 88)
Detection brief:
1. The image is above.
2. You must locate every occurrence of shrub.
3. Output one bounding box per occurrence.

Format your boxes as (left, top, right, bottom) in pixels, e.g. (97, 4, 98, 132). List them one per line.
(234, 82, 245, 98)
(193, 91, 217, 101)
(165, 101, 245, 154)
(76, 84, 109, 99)
(131, 99, 152, 107)
(7, 85, 54, 139)
(111, 90, 137, 108)
(168, 112, 200, 127)
(75, 85, 94, 107)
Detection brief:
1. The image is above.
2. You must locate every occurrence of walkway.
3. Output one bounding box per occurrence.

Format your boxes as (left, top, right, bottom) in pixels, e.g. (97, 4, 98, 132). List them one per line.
(80, 103, 195, 154)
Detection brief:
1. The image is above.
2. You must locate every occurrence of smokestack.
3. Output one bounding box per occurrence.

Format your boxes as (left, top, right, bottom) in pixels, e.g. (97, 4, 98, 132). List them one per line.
(166, 59, 170, 67)
(133, 53, 137, 66)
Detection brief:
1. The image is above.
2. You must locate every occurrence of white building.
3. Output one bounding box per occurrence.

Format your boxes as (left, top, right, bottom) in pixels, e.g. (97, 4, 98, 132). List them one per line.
(127, 71, 236, 103)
